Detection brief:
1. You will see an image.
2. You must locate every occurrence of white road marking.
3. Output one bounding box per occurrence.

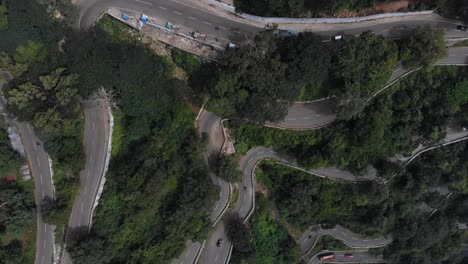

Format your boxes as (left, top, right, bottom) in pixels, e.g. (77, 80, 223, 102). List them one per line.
(42, 256, 44, 264)
(92, 122, 95, 130)
(214, 202, 219, 211)
(135, 0, 152, 5)
(449, 54, 456, 56)
(203, 21, 212, 25)
(233, 31, 241, 34)
(42, 191, 44, 198)
(44, 224, 47, 232)
(27, 125, 32, 133)
(189, 16, 198, 20)
(322, 39, 331, 42)
(159, 6, 168, 10)
(218, 26, 226, 30)
(382, 29, 388, 32)
(258, 151, 264, 154)
(84, 186, 87, 195)
(287, 118, 297, 121)
(174, 11, 183, 15)
(37, 157, 41, 167)
(215, 255, 219, 262)
(34, 142, 37, 150)
(248, 158, 253, 163)
(40, 174, 43, 184)
(43, 240, 46, 248)
(81, 202, 84, 213)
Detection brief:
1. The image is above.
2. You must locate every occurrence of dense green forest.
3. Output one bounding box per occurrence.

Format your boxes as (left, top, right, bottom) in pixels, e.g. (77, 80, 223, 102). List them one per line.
(191, 27, 446, 122)
(229, 195, 300, 264)
(65, 16, 218, 263)
(0, 120, 36, 264)
(0, 0, 85, 241)
(254, 142, 468, 264)
(232, 66, 468, 175)
(233, 0, 462, 19)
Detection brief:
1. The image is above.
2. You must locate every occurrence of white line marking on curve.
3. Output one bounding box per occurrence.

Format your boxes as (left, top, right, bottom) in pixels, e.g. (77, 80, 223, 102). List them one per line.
(203, 21, 212, 25)
(27, 125, 32, 133)
(37, 157, 41, 167)
(174, 11, 183, 15)
(189, 16, 197, 20)
(159, 6, 167, 10)
(135, 0, 152, 5)
(40, 174, 43, 184)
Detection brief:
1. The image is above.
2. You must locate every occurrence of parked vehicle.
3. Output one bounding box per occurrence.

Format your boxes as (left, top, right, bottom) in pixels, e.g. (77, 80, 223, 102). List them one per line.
(457, 25, 467, 31)
(319, 253, 335, 261)
(332, 34, 343, 41)
(166, 22, 173, 29)
(344, 253, 354, 259)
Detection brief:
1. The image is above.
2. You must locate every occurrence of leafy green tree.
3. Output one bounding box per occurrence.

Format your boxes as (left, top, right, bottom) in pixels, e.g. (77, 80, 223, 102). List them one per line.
(13, 40, 47, 65)
(399, 25, 447, 69)
(333, 31, 398, 118)
(217, 155, 241, 182)
(226, 214, 251, 253)
(0, 52, 27, 79)
(8, 82, 44, 110)
(191, 31, 299, 123)
(67, 234, 114, 264)
(0, 3, 7, 31)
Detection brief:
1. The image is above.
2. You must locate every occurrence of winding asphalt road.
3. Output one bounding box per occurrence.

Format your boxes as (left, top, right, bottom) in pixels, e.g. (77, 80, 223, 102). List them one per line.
(74, 2, 468, 264)
(298, 225, 393, 255)
(308, 250, 384, 264)
(17, 123, 55, 264)
(61, 100, 111, 264)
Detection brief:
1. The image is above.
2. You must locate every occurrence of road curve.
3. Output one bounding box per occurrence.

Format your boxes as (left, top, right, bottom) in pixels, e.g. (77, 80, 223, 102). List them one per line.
(308, 250, 384, 264)
(17, 123, 55, 264)
(298, 225, 392, 255)
(61, 100, 111, 264)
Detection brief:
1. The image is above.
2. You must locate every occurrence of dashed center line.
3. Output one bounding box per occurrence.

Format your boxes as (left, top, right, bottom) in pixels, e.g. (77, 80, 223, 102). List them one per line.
(27, 125, 32, 133)
(81, 202, 84, 213)
(174, 11, 183, 15)
(37, 157, 41, 167)
(159, 6, 167, 10)
(203, 21, 212, 25)
(135, 0, 153, 5)
(188, 16, 198, 20)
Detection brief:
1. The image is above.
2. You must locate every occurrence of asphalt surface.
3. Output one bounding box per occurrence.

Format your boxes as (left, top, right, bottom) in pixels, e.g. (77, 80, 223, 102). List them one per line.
(61, 100, 111, 264)
(308, 250, 384, 264)
(298, 225, 392, 254)
(17, 122, 55, 264)
(197, 110, 230, 223)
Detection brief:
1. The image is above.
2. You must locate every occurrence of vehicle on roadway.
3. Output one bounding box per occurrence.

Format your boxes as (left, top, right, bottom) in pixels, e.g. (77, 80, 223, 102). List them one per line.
(332, 34, 343, 41)
(344, 253, 354, 259)
(457, 25, 467, 31)
(319, 253, 335, 261)
(216, 238, 223, 247)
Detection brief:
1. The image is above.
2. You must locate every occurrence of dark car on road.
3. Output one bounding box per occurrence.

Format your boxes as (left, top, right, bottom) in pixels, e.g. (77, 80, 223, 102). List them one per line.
(216, 238, 223, 247)
(457, 25, 467, 31)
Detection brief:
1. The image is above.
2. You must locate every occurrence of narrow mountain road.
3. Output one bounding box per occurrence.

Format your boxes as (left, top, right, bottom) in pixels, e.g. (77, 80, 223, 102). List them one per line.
(61, 99, 111, 264)
(17, 122, 55, 264)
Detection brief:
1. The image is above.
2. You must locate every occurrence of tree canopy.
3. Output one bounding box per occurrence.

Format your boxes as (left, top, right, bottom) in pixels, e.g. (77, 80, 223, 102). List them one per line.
(399, 25, 447, 69)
